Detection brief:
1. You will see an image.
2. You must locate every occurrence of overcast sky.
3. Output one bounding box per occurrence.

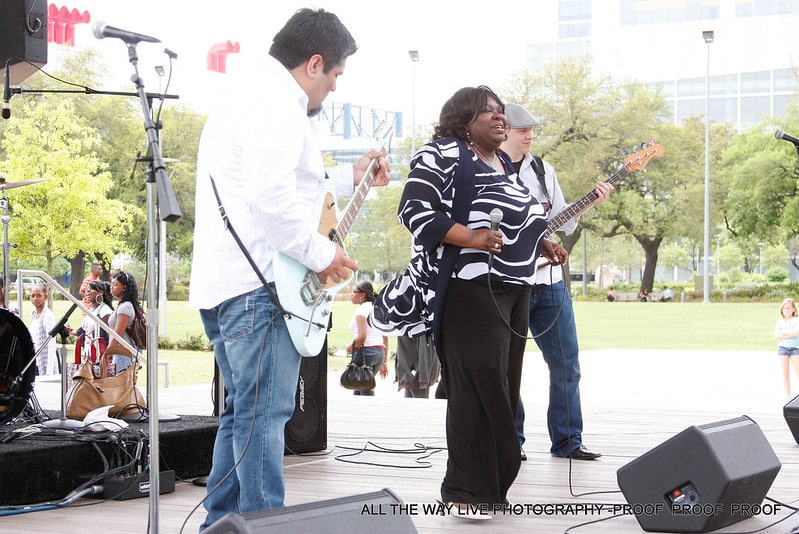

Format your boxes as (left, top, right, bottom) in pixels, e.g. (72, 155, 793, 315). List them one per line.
(60, 1, 542, 127)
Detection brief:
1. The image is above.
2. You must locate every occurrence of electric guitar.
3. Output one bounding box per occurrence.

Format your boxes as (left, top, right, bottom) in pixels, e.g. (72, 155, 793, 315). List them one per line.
(273, 126, 392, 357)
(545, 141, 664, 237)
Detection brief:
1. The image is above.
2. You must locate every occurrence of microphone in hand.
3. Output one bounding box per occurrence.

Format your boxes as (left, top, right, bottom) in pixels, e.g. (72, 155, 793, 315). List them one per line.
(488, 208, 503, 268)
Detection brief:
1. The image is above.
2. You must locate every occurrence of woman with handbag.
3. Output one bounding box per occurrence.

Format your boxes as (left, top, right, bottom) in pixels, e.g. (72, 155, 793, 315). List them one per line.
(106, 271, 146, 373)
(344, 281, 388, 396)
(72, 280, 114, 364)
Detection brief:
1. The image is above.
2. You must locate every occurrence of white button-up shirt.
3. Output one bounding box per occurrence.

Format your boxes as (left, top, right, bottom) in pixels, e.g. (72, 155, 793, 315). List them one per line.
(189, 54, 353, 310)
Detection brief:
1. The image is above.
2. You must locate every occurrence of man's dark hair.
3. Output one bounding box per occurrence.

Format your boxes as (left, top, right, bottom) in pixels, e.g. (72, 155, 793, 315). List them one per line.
(269, 8, 358, 74)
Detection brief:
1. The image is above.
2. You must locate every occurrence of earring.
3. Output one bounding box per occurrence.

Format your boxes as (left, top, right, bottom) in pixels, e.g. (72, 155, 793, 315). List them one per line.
(466, 131, 473, 145)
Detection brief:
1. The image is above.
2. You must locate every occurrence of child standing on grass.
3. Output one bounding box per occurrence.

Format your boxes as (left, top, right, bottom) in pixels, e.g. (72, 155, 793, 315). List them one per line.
(774, 297, 799, 399)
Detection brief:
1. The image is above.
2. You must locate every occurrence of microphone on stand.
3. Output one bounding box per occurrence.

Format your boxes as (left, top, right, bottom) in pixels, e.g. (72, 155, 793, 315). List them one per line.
(2, 61, 11, 120)
(775, 130, 799, 156)
(92, 22, 161, 44)
(775, 130, 799, 145)
(488, 208, 503, 268)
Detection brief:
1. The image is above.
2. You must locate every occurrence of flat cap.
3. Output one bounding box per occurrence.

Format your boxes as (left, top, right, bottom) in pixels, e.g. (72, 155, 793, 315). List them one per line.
(504, 102, 541, 129)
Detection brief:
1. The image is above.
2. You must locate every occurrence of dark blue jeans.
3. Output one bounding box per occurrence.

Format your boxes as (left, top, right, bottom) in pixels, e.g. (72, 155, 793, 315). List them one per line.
(516, 280, 583, 457)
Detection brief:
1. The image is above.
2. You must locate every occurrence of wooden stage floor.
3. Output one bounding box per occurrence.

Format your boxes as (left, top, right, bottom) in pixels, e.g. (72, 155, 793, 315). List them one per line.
(3, 348, 799, 534)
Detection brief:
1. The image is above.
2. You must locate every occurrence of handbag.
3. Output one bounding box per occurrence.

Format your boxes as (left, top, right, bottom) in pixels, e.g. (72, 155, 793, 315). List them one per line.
(65, 346, 147, 420)
(340, 349, 376, 391)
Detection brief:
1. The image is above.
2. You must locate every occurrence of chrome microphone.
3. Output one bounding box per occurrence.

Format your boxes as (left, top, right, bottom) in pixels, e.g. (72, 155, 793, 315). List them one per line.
(488, 208, 503, 268)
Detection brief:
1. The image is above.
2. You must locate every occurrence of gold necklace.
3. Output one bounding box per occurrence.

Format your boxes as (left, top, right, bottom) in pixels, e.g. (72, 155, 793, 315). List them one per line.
(470, 143, 501, 172)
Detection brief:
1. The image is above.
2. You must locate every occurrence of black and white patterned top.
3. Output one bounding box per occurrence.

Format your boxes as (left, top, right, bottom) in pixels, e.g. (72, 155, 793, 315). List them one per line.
(398, 138, 547, 286)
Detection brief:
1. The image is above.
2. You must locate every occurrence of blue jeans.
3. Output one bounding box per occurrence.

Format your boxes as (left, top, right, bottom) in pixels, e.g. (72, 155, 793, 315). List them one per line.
(351, 346, 384, 396)
(198, 286, 301, 531)
(515, 281, 583, 457)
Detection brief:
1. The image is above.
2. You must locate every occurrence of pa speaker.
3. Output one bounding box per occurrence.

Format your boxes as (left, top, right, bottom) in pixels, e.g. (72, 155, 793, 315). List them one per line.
(617, 415, 781, 533)
(0, 0, 48, 85)
(204, 488, 417, 533)
(284, 339, 327, 454)
(784, 395, 799, 444)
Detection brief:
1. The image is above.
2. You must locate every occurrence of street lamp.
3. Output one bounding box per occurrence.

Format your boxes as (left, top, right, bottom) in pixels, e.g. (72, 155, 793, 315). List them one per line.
(408, 50, 419, 156)
(702, 30, 714, 303)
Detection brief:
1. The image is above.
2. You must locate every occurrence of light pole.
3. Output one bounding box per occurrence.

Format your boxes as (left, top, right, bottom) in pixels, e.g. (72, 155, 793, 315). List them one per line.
(408, 50, 419, 156)
(702, 30, 714, 303)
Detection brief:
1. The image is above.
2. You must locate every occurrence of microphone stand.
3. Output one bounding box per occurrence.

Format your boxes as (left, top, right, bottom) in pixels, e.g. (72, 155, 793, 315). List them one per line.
(122, 41, 182, 534)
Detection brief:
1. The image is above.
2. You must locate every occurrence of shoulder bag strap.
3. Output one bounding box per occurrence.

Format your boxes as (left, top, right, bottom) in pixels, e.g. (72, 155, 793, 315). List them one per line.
(208, 175, 290, 318)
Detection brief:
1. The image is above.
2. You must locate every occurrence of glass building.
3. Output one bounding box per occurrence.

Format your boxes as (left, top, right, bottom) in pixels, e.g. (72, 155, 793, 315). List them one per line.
(525, 0, 799, 130)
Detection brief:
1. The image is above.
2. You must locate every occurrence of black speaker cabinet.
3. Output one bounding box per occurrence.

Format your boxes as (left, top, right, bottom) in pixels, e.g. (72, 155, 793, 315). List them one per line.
(204, 488, 417, 534)
(284, 339, 327, 455)
(0, 0, 48, 85)
(784, 395, 799, 444)
(617, 415, 781, 533)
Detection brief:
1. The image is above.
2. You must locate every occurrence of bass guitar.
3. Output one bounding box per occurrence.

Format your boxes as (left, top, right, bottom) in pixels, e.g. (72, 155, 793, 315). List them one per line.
(273, 126, 392, 357)
(545, 141, 664, 237)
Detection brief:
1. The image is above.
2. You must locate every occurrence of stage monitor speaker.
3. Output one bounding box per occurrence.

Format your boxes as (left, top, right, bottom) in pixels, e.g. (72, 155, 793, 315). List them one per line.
(0, 0, 48, 85)
(784, 395, 799, 444)
(617, 415, 781, 533)
(284, 338, 327, 454)
(204, 488, 417, 534)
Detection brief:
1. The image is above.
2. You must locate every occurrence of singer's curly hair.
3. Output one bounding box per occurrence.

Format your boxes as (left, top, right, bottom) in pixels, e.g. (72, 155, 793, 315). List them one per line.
(434, 86, 505, 142)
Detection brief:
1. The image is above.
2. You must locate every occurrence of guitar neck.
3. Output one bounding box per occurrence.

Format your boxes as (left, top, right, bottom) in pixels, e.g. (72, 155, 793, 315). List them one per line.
(545, 165, 631, 238)
(332, 158, 379, 245)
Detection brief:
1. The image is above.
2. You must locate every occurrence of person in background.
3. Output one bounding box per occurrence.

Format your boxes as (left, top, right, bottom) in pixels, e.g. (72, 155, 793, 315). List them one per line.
(397, 86, 563, 517)
(107, 271, 146, 373)
(395, 334, 440, 398)
(500, 102, 611, 462)
(79, 263, 102, 314)
(775, 297, 799, 399)
(71, 280, 115, 362)
(188, 8, 391, 530)
(659, 285, 674, 302)
(29, 284, 57, 375)
(606, 287, 617, 302)
(0, 279, 19, 316)
(639, 287, 651, 302)
(345, 281, 388, 396)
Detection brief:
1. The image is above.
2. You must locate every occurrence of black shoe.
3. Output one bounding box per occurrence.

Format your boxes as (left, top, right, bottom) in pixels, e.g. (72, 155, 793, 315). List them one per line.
(520, 447, 527, 461)
(567, 447, 601, 460)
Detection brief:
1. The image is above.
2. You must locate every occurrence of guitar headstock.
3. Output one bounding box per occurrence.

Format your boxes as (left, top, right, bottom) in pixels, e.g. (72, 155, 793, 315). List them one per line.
(623, 140, 665, 172)
(373, 121, 394, 155)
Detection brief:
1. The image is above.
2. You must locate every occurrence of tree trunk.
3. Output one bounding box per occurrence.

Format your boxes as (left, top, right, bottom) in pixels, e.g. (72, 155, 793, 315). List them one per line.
(68, 251, 86, 298)
(636, 236, 663, 293)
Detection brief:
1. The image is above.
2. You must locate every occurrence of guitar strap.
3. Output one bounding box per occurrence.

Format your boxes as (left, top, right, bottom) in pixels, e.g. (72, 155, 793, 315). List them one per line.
(530, 155, 551, 211)
(208, 175, 291, 319)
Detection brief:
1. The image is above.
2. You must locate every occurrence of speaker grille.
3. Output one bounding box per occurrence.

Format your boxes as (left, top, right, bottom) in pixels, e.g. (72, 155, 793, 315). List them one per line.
(284, 342, 327, 454)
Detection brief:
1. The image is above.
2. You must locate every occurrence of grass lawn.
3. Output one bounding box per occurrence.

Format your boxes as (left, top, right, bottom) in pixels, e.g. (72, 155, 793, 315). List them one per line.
(32, 298, 784, 387)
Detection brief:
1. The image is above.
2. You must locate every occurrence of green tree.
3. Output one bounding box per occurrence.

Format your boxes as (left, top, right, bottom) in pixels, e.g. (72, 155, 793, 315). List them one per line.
(720, 108, 799, 271)
(1, 94, 138, 287)
(501, 57, 682, 291)
(347, 184, 409, 279)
